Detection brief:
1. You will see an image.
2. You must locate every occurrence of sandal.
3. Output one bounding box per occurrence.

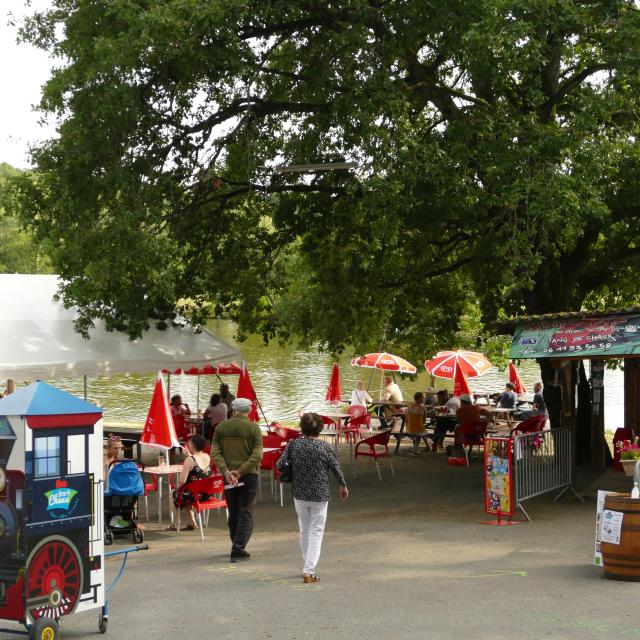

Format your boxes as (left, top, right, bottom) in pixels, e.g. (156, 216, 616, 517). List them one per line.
(181, 524, 196, 531)
(302, 574, 320, 584)
(165, 525, 178, 532)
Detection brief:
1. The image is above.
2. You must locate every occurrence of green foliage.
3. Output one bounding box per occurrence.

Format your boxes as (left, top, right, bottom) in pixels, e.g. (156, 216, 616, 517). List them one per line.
(0, 163, 51, 274)
(11, 0, 640, 361)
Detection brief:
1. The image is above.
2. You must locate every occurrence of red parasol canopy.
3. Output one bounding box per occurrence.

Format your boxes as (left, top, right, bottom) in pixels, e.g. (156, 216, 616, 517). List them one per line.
(161, 362, 242, 375)
(424, 350, 492, 379)
(509, 362, 527, 396)
(350, 352, 417, 375)
(140, 373, 181, 449)
(325, 362, 342, 403)
(453, 365, 472, 397)
(236, 363, 260, 422)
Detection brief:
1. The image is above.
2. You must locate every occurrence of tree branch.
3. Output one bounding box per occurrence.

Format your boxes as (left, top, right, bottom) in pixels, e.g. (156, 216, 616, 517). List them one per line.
(540, 63, 614, 121)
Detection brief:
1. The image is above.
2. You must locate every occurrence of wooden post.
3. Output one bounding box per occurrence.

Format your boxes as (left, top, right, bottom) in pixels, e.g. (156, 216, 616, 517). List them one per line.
(590, 359, 606, 471)
(624, 359, 640, 436)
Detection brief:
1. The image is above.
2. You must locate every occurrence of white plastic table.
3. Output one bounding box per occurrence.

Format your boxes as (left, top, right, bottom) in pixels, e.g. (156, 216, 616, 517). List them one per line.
(145, 464, 183, 524)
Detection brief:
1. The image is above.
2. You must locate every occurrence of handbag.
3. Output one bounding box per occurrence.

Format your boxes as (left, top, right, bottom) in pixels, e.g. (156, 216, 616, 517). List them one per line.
(278, 442, 294, 483)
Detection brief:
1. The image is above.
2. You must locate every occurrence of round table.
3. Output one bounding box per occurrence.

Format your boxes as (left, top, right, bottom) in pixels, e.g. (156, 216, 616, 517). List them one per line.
(145, 464, 183, 524)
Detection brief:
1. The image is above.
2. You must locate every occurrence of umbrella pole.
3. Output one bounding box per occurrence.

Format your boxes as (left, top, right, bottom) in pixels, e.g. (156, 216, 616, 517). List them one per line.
(167, 372, 171, 398)
(197, 375, 200, 417)
(255, 395, 269, 425)
(83, 374, 88, 401)
(366, 368, 375, 393)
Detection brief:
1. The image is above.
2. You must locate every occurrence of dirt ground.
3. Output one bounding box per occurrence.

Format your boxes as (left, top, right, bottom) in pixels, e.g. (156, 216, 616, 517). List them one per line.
(19, 441, 640, 640)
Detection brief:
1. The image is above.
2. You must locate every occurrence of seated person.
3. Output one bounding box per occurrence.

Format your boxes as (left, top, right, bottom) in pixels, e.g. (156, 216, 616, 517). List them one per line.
(104, 434, 123, 476)
(170, 394, 191, 437)
(203, 393, 228, 439)
(516, 382, 548, 421)
(496, 383, 517, 408)
(431, 390, 459, 451)
(424, 388, 438, 406)
(219, 383, 235, 419)
(405, 392, 429, 453)
(351, 381, 373, 407)
(167, 435, 212, 531)
(454, 395, 491, 447)
(377, 376, 403, 429)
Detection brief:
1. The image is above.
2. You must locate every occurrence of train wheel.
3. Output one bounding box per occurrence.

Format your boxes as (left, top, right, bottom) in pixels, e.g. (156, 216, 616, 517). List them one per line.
(29, 617, 59, 640)
(26, 536, 83, 620)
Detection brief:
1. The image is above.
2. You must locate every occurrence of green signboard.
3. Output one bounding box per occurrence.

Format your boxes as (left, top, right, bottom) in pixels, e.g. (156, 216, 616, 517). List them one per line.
(509, 315, 640, 359)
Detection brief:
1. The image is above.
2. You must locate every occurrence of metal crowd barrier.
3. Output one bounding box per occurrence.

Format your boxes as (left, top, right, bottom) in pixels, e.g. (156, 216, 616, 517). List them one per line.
(513, 426, 584, 521)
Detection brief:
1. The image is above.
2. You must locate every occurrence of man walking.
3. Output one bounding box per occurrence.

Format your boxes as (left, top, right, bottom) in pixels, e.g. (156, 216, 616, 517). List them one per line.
(211, 397, 263, 562)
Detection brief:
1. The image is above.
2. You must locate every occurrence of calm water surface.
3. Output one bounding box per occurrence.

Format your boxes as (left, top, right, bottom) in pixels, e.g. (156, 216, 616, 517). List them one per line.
(51, 320, 625, 430)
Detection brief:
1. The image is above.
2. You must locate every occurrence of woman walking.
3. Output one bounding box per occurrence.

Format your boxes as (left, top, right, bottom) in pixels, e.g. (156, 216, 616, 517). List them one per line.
(276, 412, 348, 583)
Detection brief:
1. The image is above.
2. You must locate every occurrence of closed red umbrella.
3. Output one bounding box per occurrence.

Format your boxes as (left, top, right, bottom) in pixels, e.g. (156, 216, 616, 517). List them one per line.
(453, 365, 472, 397)
(140, 373, 181, 450)
(325, 362, 342, 403)
(509, 362, 527, 397)
(236, 363, 260, 422)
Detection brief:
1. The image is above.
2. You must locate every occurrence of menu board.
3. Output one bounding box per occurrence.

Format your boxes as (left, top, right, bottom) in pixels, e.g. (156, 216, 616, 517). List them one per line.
(484, 437, 514, 516)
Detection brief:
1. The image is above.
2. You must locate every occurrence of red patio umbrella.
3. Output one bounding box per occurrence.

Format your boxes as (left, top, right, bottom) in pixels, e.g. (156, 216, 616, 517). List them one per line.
(453, 365, 472, 397)
(425, 350, 492, 379)
(325, 362, 342, 403)
(140, 373, 181, 453)
(350, 352, 417, 375)
(236, 363, 260, 422)
(509, 362, 527, 397)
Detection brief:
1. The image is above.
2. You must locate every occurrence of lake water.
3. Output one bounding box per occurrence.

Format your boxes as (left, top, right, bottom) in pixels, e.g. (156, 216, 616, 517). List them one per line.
(51, 320, 625, 431)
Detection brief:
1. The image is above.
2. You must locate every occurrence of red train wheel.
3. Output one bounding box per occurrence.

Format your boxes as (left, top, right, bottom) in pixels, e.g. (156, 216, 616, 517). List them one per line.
(26, 537, 83, 620)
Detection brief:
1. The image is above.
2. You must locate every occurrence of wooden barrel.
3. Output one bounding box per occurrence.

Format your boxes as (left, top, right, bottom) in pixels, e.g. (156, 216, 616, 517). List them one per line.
(601, 493, 640, 581)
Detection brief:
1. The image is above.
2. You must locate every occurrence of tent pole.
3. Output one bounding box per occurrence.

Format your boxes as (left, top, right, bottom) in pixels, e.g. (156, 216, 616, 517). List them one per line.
(83, 374, 87, 401)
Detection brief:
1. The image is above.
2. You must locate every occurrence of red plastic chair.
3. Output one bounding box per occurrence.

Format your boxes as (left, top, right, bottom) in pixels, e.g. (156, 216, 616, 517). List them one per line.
(613, 427, 635, 472)
(510, 415, 547, 436)
(142, 473, 158, 521)
(175, 475, 227, 541)
(344, 406, 372, 442)
(172, 415, 191, 441)
(270, 424, 301, 442)
(354, 430, 395, 481)
(455, 421, 488, 466)
(260, 435, 286, 501)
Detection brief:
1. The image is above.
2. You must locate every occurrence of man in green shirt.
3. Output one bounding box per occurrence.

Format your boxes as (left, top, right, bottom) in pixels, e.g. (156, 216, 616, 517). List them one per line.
(211, 397, 263, 562)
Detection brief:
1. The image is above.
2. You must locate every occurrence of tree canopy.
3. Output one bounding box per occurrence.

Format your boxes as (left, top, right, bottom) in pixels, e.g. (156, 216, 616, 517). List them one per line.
(11, 0, 640, 361)
(0, 163, 51, 274)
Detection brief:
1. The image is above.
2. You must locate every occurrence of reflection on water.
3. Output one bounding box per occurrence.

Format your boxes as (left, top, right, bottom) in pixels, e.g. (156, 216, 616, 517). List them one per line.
(50, 320, 625, 430)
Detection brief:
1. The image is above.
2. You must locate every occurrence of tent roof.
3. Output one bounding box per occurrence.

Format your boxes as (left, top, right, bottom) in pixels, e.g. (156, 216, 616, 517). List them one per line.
(0, 274, 242, 379)
(0, 381, 102, 416)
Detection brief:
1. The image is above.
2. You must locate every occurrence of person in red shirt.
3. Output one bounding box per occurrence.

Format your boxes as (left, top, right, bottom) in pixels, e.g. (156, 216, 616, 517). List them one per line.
(454, 394, 492, 446)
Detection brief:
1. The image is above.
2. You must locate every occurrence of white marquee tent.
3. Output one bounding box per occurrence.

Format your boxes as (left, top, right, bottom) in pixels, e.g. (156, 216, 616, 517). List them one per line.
(0, 274, 241, 380)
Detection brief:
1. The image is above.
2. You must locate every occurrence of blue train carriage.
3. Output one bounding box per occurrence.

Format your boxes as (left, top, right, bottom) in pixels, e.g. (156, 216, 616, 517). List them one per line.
(0, 382, 104, 638)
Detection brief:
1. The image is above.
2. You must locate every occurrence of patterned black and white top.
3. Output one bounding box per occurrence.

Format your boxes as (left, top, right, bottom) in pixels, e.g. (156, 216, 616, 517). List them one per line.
(276, 437, 347, 502)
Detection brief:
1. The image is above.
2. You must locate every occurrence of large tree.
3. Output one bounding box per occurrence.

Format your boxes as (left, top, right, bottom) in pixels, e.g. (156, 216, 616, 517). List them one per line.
(12, 0, 640, 358)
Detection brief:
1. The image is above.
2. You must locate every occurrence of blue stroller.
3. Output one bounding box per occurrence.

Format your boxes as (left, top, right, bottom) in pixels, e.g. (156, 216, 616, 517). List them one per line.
(105, 460, 145, 545)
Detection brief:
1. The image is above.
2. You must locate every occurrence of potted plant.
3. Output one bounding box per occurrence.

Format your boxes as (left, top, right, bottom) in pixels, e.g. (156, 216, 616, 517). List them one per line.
(617, 439, 640, 477)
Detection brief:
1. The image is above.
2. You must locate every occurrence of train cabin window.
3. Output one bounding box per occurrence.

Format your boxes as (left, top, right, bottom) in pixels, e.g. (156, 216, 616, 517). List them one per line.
(34, 436, 61, 478)
(67, 434, 86, 475)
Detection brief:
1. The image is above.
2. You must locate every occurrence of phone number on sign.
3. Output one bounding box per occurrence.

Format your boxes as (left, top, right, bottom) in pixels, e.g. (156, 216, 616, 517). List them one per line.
(543, 343, 613, 354)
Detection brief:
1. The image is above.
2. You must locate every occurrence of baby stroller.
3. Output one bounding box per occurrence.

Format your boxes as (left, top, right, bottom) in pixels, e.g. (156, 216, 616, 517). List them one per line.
(105, 459, 145, 545)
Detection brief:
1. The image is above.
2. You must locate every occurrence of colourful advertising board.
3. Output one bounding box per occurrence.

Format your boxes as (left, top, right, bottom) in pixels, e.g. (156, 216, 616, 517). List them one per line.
(484, 437, 514, 516)
(509, 315, 640, 359)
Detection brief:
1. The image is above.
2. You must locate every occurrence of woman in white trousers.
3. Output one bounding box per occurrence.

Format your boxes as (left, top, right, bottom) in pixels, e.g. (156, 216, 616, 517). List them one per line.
(276, 412, 348, 583)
